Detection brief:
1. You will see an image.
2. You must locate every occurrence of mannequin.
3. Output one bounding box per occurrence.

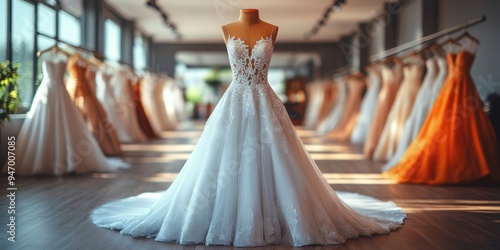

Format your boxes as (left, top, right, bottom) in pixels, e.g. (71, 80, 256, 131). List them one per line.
(222, 9, 278, 48)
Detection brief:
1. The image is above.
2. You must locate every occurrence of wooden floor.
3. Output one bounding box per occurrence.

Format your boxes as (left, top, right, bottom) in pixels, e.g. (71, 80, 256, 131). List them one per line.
(2, 121, 500, 250)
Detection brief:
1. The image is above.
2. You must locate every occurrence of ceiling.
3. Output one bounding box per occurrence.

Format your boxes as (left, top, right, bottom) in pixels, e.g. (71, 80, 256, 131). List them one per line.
(106, 0, 396, 43)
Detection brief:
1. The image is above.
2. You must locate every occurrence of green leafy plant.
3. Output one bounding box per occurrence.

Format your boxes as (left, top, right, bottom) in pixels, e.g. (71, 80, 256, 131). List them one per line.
(0, 61, 20, 125)
(204, 68, 222, 91)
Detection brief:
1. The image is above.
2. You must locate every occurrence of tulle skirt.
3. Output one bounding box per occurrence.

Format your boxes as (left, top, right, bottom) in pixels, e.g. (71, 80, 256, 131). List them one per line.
(92, 81, 406, 246)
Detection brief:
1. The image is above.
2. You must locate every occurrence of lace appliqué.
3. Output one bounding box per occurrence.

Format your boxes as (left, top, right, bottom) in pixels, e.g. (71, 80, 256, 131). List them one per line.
(227, 36, 274, 86)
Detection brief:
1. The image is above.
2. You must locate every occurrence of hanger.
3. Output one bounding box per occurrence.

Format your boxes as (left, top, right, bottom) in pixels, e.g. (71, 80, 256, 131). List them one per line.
(37, 44, 72, 57)
(441, 36, 462, 52)
(87, 54, 104, 68)
(452, 31, 480, 44)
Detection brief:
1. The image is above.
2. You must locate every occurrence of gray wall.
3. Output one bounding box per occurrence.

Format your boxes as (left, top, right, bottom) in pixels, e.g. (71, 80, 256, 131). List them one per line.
(151, 42, 344, 79)
(368, 17, 386, 56)
(397, 0, 423, 46)
(439, 0, 500, 98)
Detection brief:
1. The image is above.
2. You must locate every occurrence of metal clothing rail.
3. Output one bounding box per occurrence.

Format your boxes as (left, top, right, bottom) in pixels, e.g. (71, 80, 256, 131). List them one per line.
(37, 32, 136, 67)
(370, 15, 486, 62)
(37, 32, 104, 58)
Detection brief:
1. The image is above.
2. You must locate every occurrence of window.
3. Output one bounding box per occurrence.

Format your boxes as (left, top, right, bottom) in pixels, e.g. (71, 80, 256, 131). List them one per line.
(104, 19, 121, 62)
(12, 0, 35, 108)
(38, 4, 56, 37)
(58, 10, 81, 46)
(133, 34, 147, 70)
(0, 0, 7, 61)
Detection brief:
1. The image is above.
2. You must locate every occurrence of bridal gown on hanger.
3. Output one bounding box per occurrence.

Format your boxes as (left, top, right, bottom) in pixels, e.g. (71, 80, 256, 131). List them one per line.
(303, 82, 327, 129)
(91, 27, 405, 247)
(141, 73, 164, 134)
(330, 74, 366, 141)
(132, 78, 159, 139)
(351, 66, 382, 144)
(317, 82, 338, 127)
(364, 62, 403, 159)
(4, 53, 128, 175)
(163, 78, 180, 128)
(373, 61, 424, 161)
(95, 66, 134, 143)
(110, 67, 147, 142)
(317, 78, 347, 134)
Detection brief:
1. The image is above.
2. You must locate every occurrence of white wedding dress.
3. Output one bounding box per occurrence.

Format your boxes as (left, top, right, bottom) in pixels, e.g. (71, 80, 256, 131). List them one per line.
(317, 78, 347, 134)
(96, 66, 134, 143)
(351, 67, 382, 143)
(110, 67, 147, 142)
(91, 30, 406, 246)
(303, 82, 325, 129)
(4, 53, 129, 175)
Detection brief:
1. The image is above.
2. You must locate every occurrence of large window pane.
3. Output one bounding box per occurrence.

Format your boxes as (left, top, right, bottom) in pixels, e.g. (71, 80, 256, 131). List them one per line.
(0, 0, 7, 61)
(133, 35, 147, 70)
(12, 0, 35, 108)
(38, 4, 56, 37)
(58, 10, 81, 46)
(104, 19, 121, 62)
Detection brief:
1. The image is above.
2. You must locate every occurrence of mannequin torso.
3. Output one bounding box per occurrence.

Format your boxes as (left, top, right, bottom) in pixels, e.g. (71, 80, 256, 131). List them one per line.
(222, 9, 278, 50)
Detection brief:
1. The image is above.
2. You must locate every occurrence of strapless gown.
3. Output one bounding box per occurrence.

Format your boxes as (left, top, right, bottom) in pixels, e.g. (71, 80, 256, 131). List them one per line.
(91, 32, 406, 246)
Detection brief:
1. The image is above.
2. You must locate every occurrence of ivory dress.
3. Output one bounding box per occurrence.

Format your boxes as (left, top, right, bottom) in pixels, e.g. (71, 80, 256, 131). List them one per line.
(91, 28, 406, 246)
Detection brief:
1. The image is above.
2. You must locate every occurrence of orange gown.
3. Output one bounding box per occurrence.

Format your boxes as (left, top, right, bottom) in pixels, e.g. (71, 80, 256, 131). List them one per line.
(384, 51, 500, 184)
(66, 54, 122, 156)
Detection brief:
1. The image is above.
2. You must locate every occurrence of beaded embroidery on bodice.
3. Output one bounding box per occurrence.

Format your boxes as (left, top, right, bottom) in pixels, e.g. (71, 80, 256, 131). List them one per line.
(226, 28, 274, 85)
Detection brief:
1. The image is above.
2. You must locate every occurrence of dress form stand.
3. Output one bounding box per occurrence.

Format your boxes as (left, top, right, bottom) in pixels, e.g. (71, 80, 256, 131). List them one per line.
(222, 9, 278, 46)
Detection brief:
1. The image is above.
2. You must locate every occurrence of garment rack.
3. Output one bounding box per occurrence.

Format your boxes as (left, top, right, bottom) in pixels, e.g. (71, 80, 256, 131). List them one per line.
(370, 15, 486, 62)
(38, 33, 135, 68)
(333, 65, 352, 78)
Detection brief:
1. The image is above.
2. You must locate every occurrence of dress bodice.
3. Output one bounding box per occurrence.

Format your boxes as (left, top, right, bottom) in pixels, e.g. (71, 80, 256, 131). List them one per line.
(68, 55, 88, 83)
(436, 56, 448, 78)
(42, 55, 67, 85)
(446, 53, 457, 75)
(425, 58, 438, 80)
(367, 67, 382, 89)
(381, 63, 403, 89)
(226, 35, 274, 85)
(454, 51, 475, 75)
(406, 63, 425, 87)
(86, 64, 98, 94)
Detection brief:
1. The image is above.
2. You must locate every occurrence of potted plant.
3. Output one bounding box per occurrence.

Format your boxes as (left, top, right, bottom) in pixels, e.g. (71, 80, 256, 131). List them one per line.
(204, 68, 222, 94)
(0, 61, 20, 126)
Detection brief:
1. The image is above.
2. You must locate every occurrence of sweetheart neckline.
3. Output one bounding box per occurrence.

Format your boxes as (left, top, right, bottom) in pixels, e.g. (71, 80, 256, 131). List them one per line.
(227, 36, 274, 58)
